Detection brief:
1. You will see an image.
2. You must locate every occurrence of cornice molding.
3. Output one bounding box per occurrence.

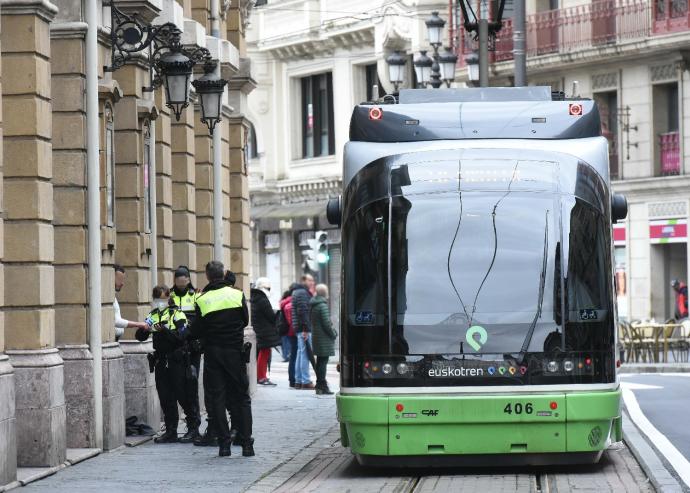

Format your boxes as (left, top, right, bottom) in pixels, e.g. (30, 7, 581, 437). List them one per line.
(2, 0, 58, 22)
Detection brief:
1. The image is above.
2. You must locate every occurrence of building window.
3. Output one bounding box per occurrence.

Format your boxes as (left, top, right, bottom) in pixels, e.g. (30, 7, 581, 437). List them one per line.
(653, 81, 680, 176)
(105, 103, 115, 227)
(365, 64, 384, 101)
(247, 122, 258, 161)
(593, 91, 619, 179)
(143, 119, 152, 233)
(301, 73, 335, 158)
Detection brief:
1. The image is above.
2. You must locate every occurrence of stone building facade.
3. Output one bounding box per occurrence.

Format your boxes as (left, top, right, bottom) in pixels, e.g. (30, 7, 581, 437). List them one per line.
(246, 0, 448, 319)
(0, 0, 255, 487)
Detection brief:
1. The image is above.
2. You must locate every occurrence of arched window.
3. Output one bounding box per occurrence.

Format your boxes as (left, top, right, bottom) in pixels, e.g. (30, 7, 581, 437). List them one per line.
(247, 122, 258, 161)
(105, 103, 115, 227)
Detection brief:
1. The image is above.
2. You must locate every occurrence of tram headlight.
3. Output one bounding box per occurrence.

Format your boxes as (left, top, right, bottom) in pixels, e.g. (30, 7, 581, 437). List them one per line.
(396, 363, 409, 375)
(382, 363, 393, 375)
(563, 360, 574, 372)
(547, 361, 559, 373)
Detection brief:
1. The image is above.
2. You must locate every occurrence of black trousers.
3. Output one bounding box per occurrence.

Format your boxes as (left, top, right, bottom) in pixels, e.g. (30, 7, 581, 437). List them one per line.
(155, 354, 201, 431)
(315, 356, 330, 387)
(205, 345, 252, 445)
(202, 357, 238, 436)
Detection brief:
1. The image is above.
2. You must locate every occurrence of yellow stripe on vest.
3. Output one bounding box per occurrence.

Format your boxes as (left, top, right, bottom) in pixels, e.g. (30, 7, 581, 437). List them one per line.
(196, 287, 243, 317)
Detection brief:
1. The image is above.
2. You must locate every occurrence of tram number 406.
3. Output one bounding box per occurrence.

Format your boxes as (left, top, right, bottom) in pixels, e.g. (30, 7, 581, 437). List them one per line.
(503, 403, 534, 415)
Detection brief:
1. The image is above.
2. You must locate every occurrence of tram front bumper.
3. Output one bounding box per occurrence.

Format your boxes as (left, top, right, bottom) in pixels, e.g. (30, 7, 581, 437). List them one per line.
(336, 390, 622, 456)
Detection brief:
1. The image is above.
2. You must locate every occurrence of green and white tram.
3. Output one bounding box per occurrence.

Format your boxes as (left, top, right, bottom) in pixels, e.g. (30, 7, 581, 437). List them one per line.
(327, 87, 628, 466)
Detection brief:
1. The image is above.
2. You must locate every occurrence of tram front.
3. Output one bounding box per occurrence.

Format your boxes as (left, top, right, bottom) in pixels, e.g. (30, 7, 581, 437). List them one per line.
(334, 88, 627, 466)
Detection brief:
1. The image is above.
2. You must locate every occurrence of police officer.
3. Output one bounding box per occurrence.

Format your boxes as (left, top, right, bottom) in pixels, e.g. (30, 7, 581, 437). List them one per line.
(136, 285, 201, 443)
(189, 261, 254, 457)
(170, 266, 202, 443)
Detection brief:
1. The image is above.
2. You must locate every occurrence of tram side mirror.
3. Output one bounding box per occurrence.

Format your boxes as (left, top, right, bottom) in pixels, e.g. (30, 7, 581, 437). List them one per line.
(327, 196, 341, 227)
(611, 194, 627, 224)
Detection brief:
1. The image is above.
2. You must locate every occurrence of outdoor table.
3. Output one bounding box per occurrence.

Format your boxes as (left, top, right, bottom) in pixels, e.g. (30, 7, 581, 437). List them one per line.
(630, 323, 684, 363)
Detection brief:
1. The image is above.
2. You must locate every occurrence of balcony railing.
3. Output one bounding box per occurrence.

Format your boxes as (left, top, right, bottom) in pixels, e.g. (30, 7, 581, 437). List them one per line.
(653, 0, 690, 34)
(457, 0, 664, 65)
(659, 131, 681, 176)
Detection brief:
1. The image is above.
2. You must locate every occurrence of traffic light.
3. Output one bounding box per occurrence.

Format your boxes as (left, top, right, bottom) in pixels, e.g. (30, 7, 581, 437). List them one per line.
(315, 230, 329, 264)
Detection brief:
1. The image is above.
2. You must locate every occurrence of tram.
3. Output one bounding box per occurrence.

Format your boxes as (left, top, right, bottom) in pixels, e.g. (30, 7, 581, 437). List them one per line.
(327, 87, 628, 466)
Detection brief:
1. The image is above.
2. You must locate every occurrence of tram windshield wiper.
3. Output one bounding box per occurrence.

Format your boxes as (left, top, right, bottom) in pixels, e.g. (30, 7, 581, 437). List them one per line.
(518, 211, 549, 360)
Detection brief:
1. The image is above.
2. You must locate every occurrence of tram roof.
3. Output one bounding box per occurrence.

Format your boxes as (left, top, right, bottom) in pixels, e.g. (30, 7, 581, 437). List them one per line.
(350, 87, 601, 142)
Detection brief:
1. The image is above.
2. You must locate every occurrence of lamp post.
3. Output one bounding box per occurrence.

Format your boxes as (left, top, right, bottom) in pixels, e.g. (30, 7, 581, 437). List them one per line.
(192, 62, 228, 134)
(385, 50, 407, 92)
(105, 1, 228, 134)
(388, 11, 457, 91)
(464, 51, 480, 87)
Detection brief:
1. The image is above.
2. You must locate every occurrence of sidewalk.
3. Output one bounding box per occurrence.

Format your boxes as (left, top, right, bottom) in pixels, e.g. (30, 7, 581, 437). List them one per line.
(620, 362, 690, 374)
(20, 359, 339, 493)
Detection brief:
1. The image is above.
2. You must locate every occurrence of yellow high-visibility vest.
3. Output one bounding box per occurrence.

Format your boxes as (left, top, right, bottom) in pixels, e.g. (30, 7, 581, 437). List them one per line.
(195, 286, 243, 317)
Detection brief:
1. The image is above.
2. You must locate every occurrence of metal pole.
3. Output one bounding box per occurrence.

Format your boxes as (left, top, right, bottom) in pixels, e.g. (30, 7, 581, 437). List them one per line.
(148, 99, 157, 288)
(430, 46, 442, 89)
(513, 0, 527, 86)
(86, 0, 103, 450)
(478, 18, 489, 87)
(211, 0, 223, 262)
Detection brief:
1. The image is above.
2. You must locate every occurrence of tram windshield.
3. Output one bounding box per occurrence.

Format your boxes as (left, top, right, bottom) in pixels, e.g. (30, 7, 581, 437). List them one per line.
(341, 157, 615, 386)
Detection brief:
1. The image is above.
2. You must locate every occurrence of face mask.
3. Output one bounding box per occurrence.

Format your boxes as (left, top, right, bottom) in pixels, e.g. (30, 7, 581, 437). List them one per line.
(153, 299, 168, 310)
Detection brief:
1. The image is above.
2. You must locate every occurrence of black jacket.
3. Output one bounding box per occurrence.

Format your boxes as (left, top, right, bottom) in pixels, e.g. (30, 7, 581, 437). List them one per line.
(250, 288, 281, 350)
(189, 280, 249, 350)
(291, 284, 313, 333)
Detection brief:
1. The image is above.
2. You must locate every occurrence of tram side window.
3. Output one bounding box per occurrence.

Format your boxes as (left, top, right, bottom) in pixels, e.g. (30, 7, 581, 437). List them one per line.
(343, 200, 389, 354)
(565, 199, 613, 348)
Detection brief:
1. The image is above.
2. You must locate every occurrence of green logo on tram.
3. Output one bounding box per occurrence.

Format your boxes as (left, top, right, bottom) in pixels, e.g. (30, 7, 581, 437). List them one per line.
(466, 325, 488, 352)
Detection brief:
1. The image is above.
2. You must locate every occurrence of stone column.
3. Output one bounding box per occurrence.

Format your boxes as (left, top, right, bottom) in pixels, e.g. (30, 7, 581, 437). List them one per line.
(1, 0, 66, 468)
(171, 104, 197, 284)
(0, 4, 18, 485)
(191, 0, 210, 33)
(194, 111, 214, 274)
(155, 91, 174, 286)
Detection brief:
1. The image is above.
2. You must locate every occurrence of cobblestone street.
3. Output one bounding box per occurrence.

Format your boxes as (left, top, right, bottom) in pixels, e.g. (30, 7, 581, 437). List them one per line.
(22, 360, 340, 493)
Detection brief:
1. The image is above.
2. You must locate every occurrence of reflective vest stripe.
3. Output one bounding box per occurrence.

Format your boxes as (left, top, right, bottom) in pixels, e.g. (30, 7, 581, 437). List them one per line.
(149, 308, 187, 331)
(172, 292, 197, 312)
(196, 287, 243, 317)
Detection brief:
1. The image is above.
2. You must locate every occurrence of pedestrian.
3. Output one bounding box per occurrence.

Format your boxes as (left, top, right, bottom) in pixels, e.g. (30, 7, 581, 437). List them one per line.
(135, 285, 201, 443)
(113, 264, 147, 341)
(169, 265, 201, 442)
(251, 278, 282, 386)
(291, 274, 316, 390)
(280, 284, 300, 388)
(672, 279, 689, 320)
(224, 270, 237, 287)
(277, 290, 292, 362)
(310, 284, 337, 395)
(189, 261, 254, 457)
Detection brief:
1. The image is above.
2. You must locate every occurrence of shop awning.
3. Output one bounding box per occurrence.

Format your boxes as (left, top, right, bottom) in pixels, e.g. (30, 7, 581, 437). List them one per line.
(251, 202, 326, 220)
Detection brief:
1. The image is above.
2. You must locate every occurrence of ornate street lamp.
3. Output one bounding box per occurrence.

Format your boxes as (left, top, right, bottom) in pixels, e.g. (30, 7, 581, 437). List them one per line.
(159, 50, 195, 120)
(413, 51, 433, 88)
(425, 11, 446, 47)
(386, 50, 407, 93)
(465, 51, 480, 86)
(105, 1, 228, 133)
(439, 47, 458, 87)
(192, 62, 228, 134)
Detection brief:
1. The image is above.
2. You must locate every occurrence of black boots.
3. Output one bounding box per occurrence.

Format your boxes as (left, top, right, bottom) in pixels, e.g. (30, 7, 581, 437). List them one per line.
(154, 429, 178, 444)
(218, 439, 232, 457)
(179, 426, 201, 444)
(193, 430, 218, 447)
(242, 438, 255, 457)
(315, 383, 333, 395)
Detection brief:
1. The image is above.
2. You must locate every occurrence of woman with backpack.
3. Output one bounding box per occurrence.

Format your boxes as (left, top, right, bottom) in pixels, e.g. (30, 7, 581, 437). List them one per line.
(280, 284, 300, 388)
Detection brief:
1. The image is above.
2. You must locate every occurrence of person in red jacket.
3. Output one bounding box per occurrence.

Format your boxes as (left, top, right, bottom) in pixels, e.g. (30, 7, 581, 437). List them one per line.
(280, 284, 300, 388)
(672, 279, 689, 320)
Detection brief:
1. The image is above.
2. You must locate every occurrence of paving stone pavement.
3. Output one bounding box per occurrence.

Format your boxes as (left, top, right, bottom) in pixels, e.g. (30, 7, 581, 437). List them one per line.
(21, 359, 340, 493)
